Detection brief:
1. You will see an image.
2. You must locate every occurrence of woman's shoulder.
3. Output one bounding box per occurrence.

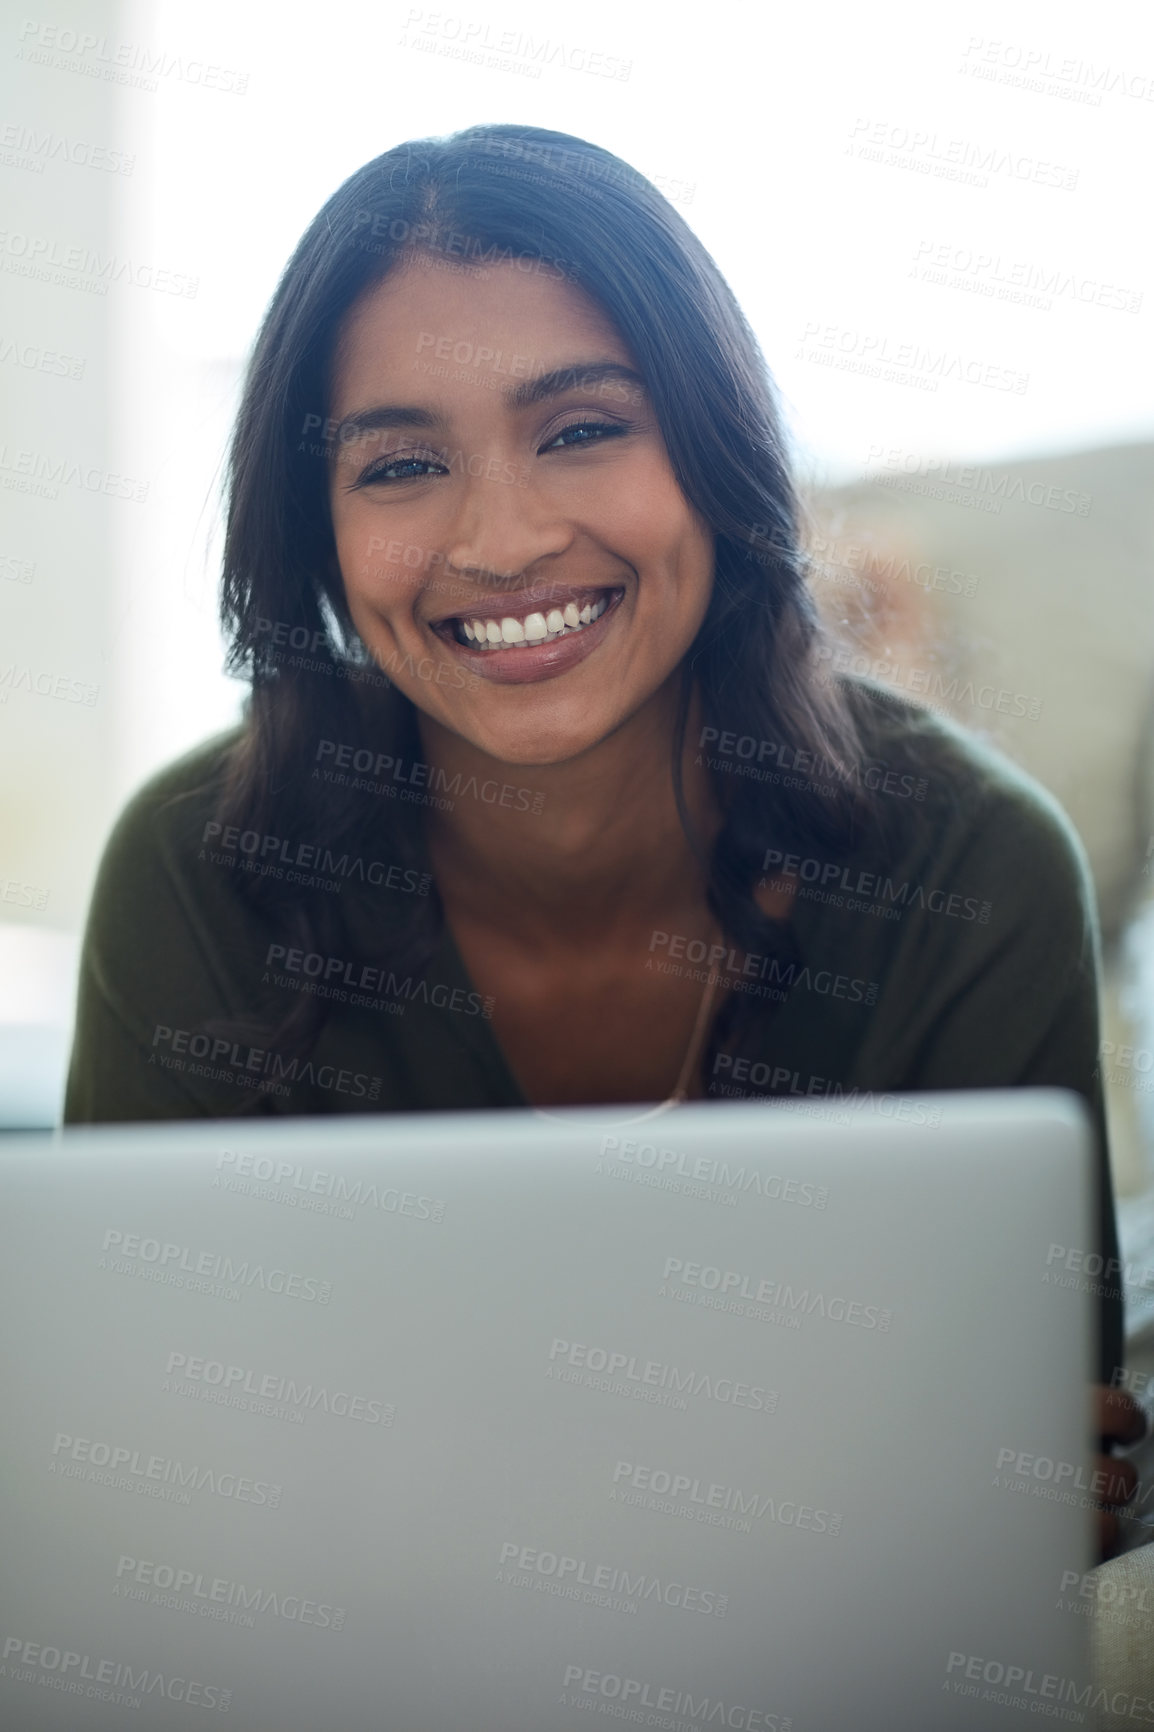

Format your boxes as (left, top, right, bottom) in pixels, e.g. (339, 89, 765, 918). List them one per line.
(115, 722, 246, 818)
(93, 723, 250, 894)
(839, 674, 1093, 912)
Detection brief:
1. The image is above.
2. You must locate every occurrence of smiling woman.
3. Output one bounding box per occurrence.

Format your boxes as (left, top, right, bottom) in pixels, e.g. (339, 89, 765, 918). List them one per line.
(63, 127, 1140, 1508)
(326, 271, 707, 737)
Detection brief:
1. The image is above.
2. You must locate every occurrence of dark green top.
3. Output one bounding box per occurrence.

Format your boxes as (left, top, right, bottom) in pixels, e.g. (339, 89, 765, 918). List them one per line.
(63, 678, 1124, 1383)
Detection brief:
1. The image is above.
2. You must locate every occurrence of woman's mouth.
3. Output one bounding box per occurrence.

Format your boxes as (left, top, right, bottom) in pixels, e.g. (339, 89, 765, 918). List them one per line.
(427, 586, 626, 684)
(454, 592, 611, 649)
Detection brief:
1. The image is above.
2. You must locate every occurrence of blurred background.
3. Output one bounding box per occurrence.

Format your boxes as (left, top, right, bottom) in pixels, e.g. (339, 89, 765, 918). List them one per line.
(2, 0, 1152, 1217)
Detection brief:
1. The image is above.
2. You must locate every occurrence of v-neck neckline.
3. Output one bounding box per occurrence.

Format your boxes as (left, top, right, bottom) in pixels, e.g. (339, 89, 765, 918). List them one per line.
(412, 852, 809, 1112)
(347, 684, 810, 1107)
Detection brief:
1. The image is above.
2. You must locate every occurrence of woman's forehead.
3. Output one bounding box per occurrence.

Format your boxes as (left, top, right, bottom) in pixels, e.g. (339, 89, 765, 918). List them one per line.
(330, 258, 632, 391)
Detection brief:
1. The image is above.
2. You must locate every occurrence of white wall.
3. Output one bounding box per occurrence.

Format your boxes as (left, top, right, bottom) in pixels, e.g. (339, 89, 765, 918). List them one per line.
(1, 0, 124, 940)
(3, 0, 1153, 1117)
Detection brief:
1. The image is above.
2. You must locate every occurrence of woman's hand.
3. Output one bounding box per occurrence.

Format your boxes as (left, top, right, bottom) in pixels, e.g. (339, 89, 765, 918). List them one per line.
(1094, 1383, 1148, 1561)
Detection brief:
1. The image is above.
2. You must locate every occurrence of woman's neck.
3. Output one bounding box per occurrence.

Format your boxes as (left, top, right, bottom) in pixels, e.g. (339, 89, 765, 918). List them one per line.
(417, 679, 721, 947)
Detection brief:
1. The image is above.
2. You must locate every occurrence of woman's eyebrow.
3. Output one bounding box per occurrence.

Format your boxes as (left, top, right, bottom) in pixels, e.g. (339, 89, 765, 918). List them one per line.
(506, 360, 647, 409)
(334, 403, 442, 442)
(333, 361, 647, 442)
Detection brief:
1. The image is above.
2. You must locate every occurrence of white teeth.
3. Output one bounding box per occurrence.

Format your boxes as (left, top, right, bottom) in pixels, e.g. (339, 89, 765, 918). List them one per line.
(457, 593, 616, 649)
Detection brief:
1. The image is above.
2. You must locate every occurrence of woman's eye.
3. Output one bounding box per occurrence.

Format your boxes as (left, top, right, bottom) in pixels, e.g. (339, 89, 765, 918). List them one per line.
(351, 422, 627, 486)
(541, 420, 627, 453)
(359, 454, 446, 485)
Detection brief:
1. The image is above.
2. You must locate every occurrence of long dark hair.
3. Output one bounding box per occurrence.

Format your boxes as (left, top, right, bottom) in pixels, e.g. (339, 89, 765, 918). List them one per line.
(209, 123, 882, 1097)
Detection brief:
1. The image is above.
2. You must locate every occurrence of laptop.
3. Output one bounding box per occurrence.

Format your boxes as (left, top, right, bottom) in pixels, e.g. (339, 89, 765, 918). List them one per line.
(0, 1091, 1097, 1730)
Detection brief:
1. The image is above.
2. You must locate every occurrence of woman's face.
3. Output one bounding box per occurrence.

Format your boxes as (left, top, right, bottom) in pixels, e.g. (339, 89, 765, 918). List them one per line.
(326, 257, 715, 766)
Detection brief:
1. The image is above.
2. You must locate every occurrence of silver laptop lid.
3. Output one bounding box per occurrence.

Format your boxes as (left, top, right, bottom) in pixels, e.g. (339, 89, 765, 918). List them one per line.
(0, 1091, 1095, 1729)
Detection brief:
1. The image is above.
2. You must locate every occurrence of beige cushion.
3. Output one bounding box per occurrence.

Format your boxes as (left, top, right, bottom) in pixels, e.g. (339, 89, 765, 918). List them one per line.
(1090, 1545, 1154, 1725)
(805, 441, 1154, 943)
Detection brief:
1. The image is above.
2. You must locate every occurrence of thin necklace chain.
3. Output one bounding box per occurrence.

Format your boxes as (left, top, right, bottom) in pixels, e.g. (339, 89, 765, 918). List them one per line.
(531, 925, 723, 1128)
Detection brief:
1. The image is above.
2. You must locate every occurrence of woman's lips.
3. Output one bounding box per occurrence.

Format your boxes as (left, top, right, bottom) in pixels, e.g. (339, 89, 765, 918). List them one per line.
(429, 583, 621, 635)
(429, 587, 626, 685)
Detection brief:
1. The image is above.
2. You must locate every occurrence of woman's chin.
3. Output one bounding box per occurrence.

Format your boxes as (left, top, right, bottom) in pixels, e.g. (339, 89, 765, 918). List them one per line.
(454, 720, 610, 770)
